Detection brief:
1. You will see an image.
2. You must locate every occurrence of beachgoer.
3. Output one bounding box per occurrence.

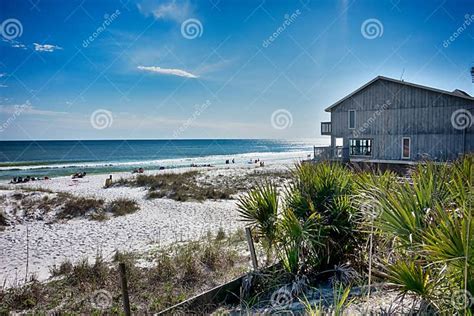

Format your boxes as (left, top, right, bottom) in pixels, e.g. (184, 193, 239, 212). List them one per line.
(232, 159, 235, 164)
(105, 175, 113, 188)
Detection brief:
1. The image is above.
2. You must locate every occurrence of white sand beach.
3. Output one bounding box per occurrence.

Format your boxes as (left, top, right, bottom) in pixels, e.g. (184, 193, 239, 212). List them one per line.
(0, 161, 293, 288)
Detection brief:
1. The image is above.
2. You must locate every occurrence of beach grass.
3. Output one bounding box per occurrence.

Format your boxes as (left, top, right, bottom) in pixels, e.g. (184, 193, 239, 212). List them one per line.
(1, 190, 140, 223)
(115, 171, 237, 202)
(233, 155, 473, 314)
(0, 229, 248, 314)
(107, 198, 139, 217)
(114, 169, 292, 202)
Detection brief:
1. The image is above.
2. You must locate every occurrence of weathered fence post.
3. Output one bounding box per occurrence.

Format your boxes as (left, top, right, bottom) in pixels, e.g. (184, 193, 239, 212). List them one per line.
(245, 227, 258, 270)
(119, 262, 131, 316)
(25, 224, 29, 283)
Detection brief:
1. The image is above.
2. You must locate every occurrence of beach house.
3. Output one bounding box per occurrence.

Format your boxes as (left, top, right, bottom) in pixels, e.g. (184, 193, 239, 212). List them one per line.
(316, 76, 474, 164)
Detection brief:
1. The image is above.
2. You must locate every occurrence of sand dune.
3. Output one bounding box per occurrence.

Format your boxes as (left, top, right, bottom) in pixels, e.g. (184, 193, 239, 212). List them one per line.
(0, 162, 291, 287)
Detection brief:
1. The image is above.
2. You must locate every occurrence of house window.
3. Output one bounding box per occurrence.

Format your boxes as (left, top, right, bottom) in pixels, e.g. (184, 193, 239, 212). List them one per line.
(348, 110, 356, 129)
(402, 137, 411, 159)
(349, 138, 372, 156)
(321, 122, 331, 135)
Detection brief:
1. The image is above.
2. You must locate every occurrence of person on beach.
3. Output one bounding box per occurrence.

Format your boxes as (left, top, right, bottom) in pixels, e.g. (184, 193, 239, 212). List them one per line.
(105, 175, 113, 188)
(72, 172, 86, 179)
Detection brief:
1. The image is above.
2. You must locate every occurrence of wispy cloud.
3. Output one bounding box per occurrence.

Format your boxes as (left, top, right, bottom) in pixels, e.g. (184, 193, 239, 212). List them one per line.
(33, 43, 62, 52)
(137, 0, 192, 22)
(0, 103, 68, 116)
(0, 84, 7, 88)
(137, 65, 198, 78)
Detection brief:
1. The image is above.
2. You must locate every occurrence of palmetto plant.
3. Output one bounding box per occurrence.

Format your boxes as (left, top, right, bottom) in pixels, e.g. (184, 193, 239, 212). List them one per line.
(237, 181, 279, 262)
(277, 208, 320, 274)
(284, 163, 358, 272)
(364, 155, 474, 314)
(237, 162, 359, 275)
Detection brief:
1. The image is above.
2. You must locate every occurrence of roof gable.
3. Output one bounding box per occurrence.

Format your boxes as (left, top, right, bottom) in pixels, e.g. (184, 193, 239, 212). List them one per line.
(325, 76, 474, 112)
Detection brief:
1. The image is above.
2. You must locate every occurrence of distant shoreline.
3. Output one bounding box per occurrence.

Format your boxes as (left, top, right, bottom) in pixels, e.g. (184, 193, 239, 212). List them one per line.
(0, 139, 325, 180)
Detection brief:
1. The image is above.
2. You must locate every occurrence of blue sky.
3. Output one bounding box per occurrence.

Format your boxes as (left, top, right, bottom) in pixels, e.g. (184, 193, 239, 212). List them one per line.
(0, 0, 473, 140)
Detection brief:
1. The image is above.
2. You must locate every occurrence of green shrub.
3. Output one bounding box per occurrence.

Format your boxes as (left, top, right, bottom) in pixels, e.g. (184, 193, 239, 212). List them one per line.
(363, 155, 473, 313)
(238, 162, 360, 275)
(237, 181, 279, 262)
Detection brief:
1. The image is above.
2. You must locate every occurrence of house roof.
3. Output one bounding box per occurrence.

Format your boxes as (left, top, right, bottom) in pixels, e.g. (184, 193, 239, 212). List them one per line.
(325, 76, 474, 112)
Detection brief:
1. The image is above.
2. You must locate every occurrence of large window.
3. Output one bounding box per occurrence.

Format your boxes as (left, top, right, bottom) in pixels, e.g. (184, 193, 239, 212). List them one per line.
(348, 110, 356, 129)
(349, 138, 372, 156)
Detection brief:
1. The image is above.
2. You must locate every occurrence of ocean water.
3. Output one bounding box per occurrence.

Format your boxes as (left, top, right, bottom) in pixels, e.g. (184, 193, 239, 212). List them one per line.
(0, 139, 326, 180)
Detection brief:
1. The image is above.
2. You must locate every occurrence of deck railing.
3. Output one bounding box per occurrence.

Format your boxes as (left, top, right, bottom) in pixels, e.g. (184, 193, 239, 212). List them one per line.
(313, 146, 349, 161)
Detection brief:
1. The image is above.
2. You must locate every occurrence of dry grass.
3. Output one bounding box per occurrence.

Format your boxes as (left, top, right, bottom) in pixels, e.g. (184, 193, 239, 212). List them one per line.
(1, 190, 139, 222)
(49, 259, 73, 277)
(0, 210, 8, 227)
(0, 229, 248, 314)
(107, 198, 139, 217)
(115, 169, 292, 202)
(118, 171, 237, 202)
(58, 197, 105, 219)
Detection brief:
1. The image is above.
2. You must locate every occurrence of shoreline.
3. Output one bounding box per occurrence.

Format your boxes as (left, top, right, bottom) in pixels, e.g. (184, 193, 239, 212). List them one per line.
(0, 150, 312, 181)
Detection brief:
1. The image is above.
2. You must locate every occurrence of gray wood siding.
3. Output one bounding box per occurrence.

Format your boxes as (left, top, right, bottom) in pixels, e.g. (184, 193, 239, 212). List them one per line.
(330, 79, 474, 161)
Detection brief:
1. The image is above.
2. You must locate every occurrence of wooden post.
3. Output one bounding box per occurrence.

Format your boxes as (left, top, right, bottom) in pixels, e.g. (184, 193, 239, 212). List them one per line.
(25, 224, 29, 283)
(119, 262, 131, 316)
(245, 227, 258, 270)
